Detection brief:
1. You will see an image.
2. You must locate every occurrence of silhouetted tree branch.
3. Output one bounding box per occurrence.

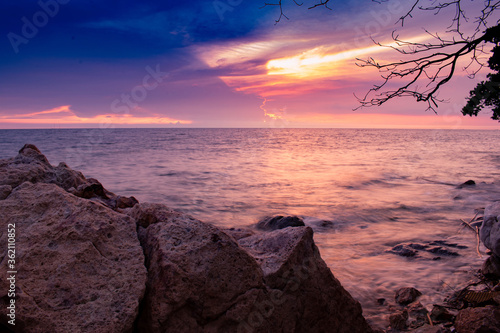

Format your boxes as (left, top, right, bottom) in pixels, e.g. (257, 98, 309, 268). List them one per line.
(355, 1, 500, 120)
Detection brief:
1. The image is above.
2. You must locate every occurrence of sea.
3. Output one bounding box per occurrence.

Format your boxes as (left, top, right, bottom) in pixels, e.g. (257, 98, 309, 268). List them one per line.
(1, 128, 499, 326)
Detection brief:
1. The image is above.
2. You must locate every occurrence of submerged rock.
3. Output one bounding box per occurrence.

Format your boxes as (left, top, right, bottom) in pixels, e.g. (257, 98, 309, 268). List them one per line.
(457, 180, 476, 189)
(387, 240, 465, 259)
(256, 215, 305, 231)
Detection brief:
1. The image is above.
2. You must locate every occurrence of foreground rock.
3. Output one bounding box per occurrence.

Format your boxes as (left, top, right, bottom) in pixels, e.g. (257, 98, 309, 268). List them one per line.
(480, 202, 500, 257)
(0, 145, 375, 333)
(130, 203, 374, 333)
(455, 306, 500, 333)
(238, 227, 373, 333)
(0, 182, 147, 333)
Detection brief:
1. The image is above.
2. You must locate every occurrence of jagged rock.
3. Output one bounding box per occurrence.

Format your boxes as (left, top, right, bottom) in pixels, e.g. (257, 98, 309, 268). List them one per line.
(430, 305, 456, 323)
(0, 185, 11, 200)
(0, 182, 147, 333)
(238, 227, 374, 333)
(407, 302, 429, 328)
(256, 215, 305, 231)
(482, 254, 500, 279)
(480, 202, 500, 257)
(130, 203, 266, 333)
(389, 310, 408, 330)
(0, 144, 87, 190)
(0, 144, 136, 211)
(395, 287, 422, 305)
(0, 146, 376, 333)
(454, 305, 500, 333)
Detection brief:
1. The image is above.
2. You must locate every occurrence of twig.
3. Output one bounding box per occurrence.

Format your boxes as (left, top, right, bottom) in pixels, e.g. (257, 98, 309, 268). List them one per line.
(460, 212, 483, 257)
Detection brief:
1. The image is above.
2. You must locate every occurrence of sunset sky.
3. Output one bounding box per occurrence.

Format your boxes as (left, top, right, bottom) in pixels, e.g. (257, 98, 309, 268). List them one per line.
(1, 0, 499, 129)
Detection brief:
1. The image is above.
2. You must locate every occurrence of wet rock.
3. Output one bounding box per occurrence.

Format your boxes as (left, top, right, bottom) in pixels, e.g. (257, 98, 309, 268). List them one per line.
(396, 287, 422, 305)
(480, 202, 500, 257)
(481, 254, 500, 279)
(387, 240, 466, 259)
(0, 185, 11, 200)
(428, 246, 459, 256)
(457, 180, 476, 189)
(454, 305, 500, 333)
(388, 244, 419, 257)
(238, 226, 375, 333)
(430, 304, 456, 323)
(256, 215, 305, 230)
(0, 144, 130, 211)
(407, 302, 429, 328)
(390, 310, 408, 330)
(0, 182, 147, 333)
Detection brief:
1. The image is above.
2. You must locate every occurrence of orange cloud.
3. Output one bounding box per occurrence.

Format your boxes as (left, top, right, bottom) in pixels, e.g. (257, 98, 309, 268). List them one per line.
(0, 105, 192, 126)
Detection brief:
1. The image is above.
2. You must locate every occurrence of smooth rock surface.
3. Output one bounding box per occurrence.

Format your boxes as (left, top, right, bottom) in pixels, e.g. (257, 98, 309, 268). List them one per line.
(0, 182, 147, 333)
(480, 202, 500, 257)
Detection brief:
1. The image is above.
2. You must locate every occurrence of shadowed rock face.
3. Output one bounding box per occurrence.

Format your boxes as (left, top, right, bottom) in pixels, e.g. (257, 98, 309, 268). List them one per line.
(481, 202, 500, 257)
(0, 145, 375, 333)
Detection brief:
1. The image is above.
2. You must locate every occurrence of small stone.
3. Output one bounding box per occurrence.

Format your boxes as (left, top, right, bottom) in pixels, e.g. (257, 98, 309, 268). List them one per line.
(457, 180, 476, 189)
(377, 298, 386, 306)
(388, 244, 419, 257)
(481, 254, 500, 279)
(395, 287, 422, 305)
(430, 304, 455, 323)
(389, 310, 408, 330)
(407, 302, 429, 328)
(256, 215, 305, 230)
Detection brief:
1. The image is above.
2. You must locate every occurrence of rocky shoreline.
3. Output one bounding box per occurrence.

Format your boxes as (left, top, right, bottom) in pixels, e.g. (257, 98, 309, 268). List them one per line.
(0, 144, 499, 333)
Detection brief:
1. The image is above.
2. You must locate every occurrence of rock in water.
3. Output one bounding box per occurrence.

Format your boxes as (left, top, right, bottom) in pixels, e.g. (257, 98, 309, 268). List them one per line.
(256, 215, 305, 230)
(395, 287, 422, 305)
(480, 202, 500, 257)
(238, 227, 374, 333)
(0, 182, 147, 333)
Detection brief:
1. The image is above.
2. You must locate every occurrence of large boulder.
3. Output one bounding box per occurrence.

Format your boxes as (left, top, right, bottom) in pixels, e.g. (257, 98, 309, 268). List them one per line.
(129, 203, 266, 333)
(0, 182, 147, 333)
(480, 202, 500, 257)
(454, 305, 500, 333)
(238, 226, 374, 333)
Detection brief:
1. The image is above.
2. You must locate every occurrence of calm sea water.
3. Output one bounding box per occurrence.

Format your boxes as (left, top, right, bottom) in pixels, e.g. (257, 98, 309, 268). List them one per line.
(1, 128, 499, 326)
